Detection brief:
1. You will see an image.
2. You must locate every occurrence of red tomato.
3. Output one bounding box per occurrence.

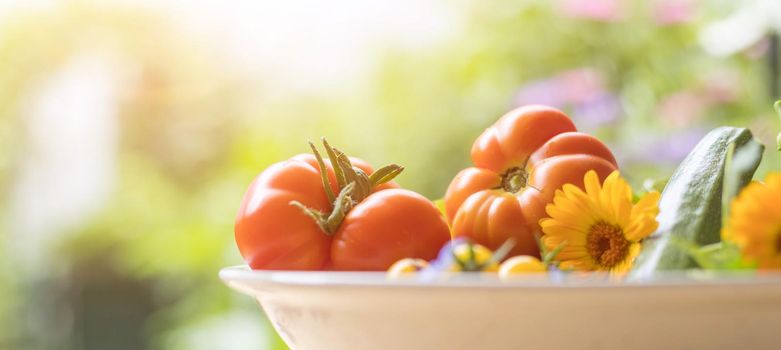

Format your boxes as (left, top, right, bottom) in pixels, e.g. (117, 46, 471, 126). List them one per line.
(235, 158, 332, 270)
(444, 105, 618, 257)
(235, 142, 448, 271)
(330, 189, 451, 270)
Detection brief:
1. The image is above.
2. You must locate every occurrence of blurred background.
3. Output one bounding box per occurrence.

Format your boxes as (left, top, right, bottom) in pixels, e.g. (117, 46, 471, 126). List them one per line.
(1, 0, 779, 349)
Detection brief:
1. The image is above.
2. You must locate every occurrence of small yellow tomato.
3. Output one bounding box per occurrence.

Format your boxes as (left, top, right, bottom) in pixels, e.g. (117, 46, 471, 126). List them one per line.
(387, 258, 429, 278)
(499, 255, 547, 279)
(452, 242, 498, 272)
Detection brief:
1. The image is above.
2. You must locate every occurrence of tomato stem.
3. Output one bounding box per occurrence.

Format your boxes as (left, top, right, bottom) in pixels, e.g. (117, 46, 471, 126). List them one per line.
(324, 182, 355, 233)
(369, 164, 404, 187)
(289, 201, 329, 233)
(543, 241, 567, 266)
(290, 139, 405, 236)
(534, 232, 566, 267)
(323, 139, 348, 188)
(289, 183, 355, 235)
(309, 141, 336, 203)
(488, 238, 516, 265)
(451, 239, 516, 271)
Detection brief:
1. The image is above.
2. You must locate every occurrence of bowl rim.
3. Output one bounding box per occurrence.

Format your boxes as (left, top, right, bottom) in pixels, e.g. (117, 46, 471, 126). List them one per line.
(219, 265, 781, 289)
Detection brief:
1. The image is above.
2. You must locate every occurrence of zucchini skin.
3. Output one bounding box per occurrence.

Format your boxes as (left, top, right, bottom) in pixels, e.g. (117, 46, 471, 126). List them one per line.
(630, 127, 763, 277)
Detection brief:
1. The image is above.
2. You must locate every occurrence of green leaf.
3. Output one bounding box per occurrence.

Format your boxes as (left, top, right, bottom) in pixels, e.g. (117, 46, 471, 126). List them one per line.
(669, 238, 755, 270)
(722, 140, 764, 225)
(630, 127, 763, 277)
(721, 143, 735, 227)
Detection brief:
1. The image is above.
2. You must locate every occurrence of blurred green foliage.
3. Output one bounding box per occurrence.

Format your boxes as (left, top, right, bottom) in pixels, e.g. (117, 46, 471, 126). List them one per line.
(1, 1, 779, 349)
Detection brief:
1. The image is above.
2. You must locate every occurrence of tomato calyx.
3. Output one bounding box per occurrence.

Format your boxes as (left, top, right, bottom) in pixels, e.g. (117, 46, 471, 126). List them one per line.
(499, 166, 529, 193)
(290, 182, 356, 235)
(289, 138, 404, 235)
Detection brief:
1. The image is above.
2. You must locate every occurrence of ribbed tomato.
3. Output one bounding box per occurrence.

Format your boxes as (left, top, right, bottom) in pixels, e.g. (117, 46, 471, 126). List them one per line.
(330, 189, 450, 270)
(444, 105, 618, 257)
(235, 157, 332, 270)
(235, 140, 449, 270)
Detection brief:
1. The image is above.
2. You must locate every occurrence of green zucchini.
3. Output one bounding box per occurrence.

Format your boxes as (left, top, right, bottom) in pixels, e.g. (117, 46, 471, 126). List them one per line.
(629, 127, 763, 277)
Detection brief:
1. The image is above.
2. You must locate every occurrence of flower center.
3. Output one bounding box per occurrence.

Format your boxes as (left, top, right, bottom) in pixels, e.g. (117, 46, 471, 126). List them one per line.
(586, 221, 630, 269)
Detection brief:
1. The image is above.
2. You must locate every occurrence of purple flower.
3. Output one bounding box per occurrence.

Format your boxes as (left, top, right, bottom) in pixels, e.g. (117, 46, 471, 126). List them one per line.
(514, 68, 620, 129)
(513, 79, 566, 107)
(515, 68, 607, 106)
(620, 128, 708, 166)
(572, 92, 621, 130)
(417, 238, 464, 281)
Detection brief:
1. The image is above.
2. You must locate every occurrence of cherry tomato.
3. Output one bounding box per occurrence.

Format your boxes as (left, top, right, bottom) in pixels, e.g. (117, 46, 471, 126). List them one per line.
(387, 258, 429, 278)
(444, 105, 618, 257)
(499, 256, 547, 279)
(450, 241, 498, 272)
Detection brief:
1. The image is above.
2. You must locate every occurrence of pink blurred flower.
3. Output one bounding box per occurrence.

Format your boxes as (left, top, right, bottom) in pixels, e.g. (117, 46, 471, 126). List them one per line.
(557, 68, 608, 104)
(700, 69, 741, 103)
(658, 90, 707, 127)
(559, 0, 624, 22)
(653, 0, 697, 26)
(658, 69, 740, 127)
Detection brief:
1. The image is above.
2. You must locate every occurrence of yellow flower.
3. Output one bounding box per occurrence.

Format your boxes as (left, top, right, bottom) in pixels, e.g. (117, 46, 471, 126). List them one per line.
(722, 174, 781, 269)
(540, 170, 660, 275)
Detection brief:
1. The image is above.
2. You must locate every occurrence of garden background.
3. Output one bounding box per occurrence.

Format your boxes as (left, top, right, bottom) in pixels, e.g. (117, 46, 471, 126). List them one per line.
(1, 1, 779, 349)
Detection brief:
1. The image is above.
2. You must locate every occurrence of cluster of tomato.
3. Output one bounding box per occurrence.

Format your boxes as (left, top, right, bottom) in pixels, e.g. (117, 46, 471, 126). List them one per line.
(234, 105, 618, 271)
(387, 239, 551, 279)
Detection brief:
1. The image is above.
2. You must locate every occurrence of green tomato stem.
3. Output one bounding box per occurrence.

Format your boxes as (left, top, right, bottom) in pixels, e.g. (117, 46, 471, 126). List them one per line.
(309, 141, 336, 204)
(289, 200, 330, 234)
(369, 164, 404, 187)
(290, 138, 406, 236)
(322, 138, 348, 188)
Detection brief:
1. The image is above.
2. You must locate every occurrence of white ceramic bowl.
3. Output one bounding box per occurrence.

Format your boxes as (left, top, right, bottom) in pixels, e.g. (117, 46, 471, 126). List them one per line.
(220, 266, 781, 350)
